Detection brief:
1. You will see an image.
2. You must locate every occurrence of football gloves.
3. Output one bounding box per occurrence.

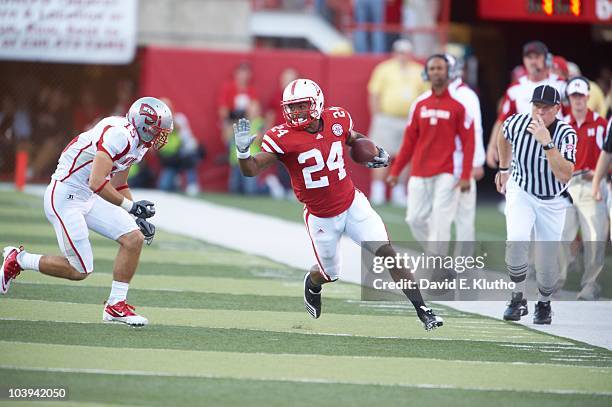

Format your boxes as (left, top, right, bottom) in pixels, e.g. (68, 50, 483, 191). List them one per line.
(367, 146, 390, 168)
(233, 118, 256, 154)
(129, 200, 156, 219)
(136, 218, 155, 245)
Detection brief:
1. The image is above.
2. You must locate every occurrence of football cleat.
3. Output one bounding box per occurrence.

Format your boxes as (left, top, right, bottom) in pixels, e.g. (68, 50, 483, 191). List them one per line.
(1, 246, 23, 294)
(103, 300, 148, 326)
(303, 273, 321, 319)
(533, 301, 552, 325)
(417, 306, 443, 331)
(503, 292, 528, 321)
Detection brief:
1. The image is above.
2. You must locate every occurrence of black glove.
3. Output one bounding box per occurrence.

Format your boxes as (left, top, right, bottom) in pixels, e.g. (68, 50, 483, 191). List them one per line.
(366, 147, 390, 168)
(130, 200, 156, 219)
(136, 218, 155, 245)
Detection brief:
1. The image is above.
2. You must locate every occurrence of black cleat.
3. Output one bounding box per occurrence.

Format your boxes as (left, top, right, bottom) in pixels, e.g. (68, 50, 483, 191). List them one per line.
(503, 292, 528, 321)
(303, 273, 321, 319)
(533, 301, 552, 325)
(417, 306, 443, 331)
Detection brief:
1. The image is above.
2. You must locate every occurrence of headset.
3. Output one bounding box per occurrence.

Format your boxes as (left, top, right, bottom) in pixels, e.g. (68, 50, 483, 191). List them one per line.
(422, 53, 450, 82)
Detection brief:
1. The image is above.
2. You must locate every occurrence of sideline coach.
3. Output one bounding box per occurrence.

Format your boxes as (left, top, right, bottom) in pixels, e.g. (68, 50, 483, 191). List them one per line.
(495, 84, 577, 325)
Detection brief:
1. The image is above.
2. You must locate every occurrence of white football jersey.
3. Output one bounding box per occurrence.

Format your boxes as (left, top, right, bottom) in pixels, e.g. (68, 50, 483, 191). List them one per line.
(51, 116, 148, 193)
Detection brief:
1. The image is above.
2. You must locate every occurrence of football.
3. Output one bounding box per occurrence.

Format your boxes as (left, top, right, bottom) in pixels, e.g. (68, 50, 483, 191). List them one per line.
(349, 138, 378, 164)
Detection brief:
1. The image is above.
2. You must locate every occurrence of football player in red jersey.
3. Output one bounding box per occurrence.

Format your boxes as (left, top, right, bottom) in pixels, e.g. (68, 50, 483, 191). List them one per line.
(234, 78, 443, 331)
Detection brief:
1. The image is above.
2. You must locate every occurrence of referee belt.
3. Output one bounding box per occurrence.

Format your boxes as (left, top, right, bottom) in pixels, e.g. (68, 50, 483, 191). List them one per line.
(535, 190, 573, 204)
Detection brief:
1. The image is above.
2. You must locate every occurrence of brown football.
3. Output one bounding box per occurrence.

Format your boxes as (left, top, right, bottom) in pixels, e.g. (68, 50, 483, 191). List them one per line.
(350, 138, 378, 164)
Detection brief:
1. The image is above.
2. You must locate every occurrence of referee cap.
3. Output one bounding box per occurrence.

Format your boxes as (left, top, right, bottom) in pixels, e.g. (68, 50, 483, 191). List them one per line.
(566, 77, 590, 96)
(530, 85, 561, 105)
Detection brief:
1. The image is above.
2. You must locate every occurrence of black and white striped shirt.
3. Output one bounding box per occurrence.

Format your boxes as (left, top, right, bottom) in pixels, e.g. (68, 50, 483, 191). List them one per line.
(604, 118, 612, 153)
(503, 113, 577, 197)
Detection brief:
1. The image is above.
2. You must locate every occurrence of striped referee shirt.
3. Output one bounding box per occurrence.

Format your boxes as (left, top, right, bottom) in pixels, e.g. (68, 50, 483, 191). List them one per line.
(503, 113, 577, 197)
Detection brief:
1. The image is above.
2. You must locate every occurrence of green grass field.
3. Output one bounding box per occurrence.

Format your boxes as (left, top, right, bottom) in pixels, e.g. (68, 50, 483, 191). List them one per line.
(0, 190, 611, 406)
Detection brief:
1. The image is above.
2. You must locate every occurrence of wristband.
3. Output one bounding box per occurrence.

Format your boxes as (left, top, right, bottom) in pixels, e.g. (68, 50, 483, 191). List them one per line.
(120, 197, 133, 212)
(498, 167, 509, 174)
(236, 149, 251, 160)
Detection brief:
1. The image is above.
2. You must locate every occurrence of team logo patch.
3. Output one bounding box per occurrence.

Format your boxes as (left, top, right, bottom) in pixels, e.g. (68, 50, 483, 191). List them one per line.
(566, 144, 575, 152)
(332, 123, 344, 136)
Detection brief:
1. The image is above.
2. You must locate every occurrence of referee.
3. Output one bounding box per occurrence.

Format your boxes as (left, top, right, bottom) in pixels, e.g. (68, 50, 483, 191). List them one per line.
(496, 84, 577, 325)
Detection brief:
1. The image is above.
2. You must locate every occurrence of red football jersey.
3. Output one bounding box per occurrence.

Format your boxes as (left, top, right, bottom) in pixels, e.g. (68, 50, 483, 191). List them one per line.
(564, 110, 608, 172)
(261, 107, 356, 217)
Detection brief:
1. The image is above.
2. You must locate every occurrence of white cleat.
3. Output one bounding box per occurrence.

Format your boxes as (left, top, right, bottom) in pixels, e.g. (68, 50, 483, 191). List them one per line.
(103, 300, 148, 326)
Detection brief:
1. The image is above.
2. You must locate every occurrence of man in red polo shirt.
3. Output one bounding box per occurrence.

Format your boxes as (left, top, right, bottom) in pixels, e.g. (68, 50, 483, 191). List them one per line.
(387, 54, 475, 255)
(559, 76, 608, 300)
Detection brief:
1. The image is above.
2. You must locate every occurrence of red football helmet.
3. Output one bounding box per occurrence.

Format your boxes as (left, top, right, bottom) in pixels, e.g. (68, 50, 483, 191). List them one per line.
(281, 79, 324, 129)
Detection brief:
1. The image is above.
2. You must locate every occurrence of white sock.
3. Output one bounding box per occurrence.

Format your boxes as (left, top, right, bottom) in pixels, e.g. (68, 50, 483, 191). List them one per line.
(108, 281, 129, 305)
(370, 180, 386, 205)
(16, 251, 41, 271)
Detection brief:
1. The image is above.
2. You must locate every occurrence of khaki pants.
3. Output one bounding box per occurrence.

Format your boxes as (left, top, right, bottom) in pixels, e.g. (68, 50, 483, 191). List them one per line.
(559, 178, 609, 292)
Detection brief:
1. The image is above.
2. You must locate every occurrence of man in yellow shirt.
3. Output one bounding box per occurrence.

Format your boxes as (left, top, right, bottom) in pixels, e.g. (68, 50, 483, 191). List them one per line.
(368, 39, 429, 205)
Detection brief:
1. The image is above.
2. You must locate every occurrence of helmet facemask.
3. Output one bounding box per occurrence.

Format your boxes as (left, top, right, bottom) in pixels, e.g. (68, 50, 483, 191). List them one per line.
(282, 97, 318, 129)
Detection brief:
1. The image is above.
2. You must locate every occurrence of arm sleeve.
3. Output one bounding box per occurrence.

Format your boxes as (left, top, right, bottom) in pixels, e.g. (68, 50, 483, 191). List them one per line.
(464, 89, 485, 167)
(389, 102, 420, 177)
(502, 115, 515, 143)
(96, 126, 130, 160)
(559, 127, 577, 164)
(458, 107, 475, 180)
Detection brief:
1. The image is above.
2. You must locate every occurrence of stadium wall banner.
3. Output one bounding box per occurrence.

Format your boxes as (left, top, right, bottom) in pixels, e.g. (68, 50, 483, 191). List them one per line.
(0, 0, 138, 64)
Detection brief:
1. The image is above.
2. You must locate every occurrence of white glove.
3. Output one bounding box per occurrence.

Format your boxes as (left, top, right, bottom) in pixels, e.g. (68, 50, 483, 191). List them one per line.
(233, 118, 256, 159)
(367, 147, 390, 168)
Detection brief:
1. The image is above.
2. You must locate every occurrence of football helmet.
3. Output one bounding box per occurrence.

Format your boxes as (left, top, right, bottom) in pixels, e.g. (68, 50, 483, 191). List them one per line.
(281, 79, 324, 129)
(127, 97, 173, 149)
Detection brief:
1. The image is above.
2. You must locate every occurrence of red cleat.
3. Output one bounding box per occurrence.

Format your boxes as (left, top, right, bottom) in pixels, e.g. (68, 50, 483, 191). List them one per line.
(103, 300, 148, 326)
(1, 246, 23, 294)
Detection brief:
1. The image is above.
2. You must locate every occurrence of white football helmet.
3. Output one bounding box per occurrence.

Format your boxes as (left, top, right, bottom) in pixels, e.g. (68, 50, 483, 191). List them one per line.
(127, 97, 173, 149)
(281, 79, 324, 129)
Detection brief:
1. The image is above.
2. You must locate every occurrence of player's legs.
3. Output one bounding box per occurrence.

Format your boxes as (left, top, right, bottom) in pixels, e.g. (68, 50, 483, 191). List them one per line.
(405, 176, 433, 245)
(574, 180, 607, 299)
(429, 173, 460, 255)
(85, 195, 146, 326)
(453, 178, 477, 257)
(302, 208, 344, 318)
(20, 181, 95, 283)
(344, 190, 443, 330)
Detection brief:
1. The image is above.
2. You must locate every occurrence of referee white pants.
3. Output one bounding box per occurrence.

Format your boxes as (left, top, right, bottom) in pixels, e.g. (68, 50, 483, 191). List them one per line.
(406, 173, 459, 255)
(559, 178, 608, 292)
(504, 177, 571, 301)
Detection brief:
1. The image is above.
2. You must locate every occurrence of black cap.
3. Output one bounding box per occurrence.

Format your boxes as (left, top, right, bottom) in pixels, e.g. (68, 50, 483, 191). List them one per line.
(523, 40, 548, 56)
(530, 85, 561, 106)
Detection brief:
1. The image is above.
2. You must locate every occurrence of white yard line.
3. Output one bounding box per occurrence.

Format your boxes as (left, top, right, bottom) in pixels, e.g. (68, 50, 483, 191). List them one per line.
(18, 185, 612, 350)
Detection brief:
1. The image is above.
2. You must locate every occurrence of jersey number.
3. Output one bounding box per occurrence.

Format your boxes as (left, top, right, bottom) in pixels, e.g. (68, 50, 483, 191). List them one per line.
(297, 141, 346, 189)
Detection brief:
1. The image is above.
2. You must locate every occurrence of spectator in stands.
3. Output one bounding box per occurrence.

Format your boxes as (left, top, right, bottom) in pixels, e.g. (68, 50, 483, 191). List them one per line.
(30, 86, 71, 179)
(0, 94, 32, 173)
(353, 0, 386, 53)
(401, 0, 440, 59)
(367, 38, 428, 205)
(157, 98, 204, 196)
(219, 62, 260, 145)
(228, 101, 268, 195)
(72, 86, 104, 133)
